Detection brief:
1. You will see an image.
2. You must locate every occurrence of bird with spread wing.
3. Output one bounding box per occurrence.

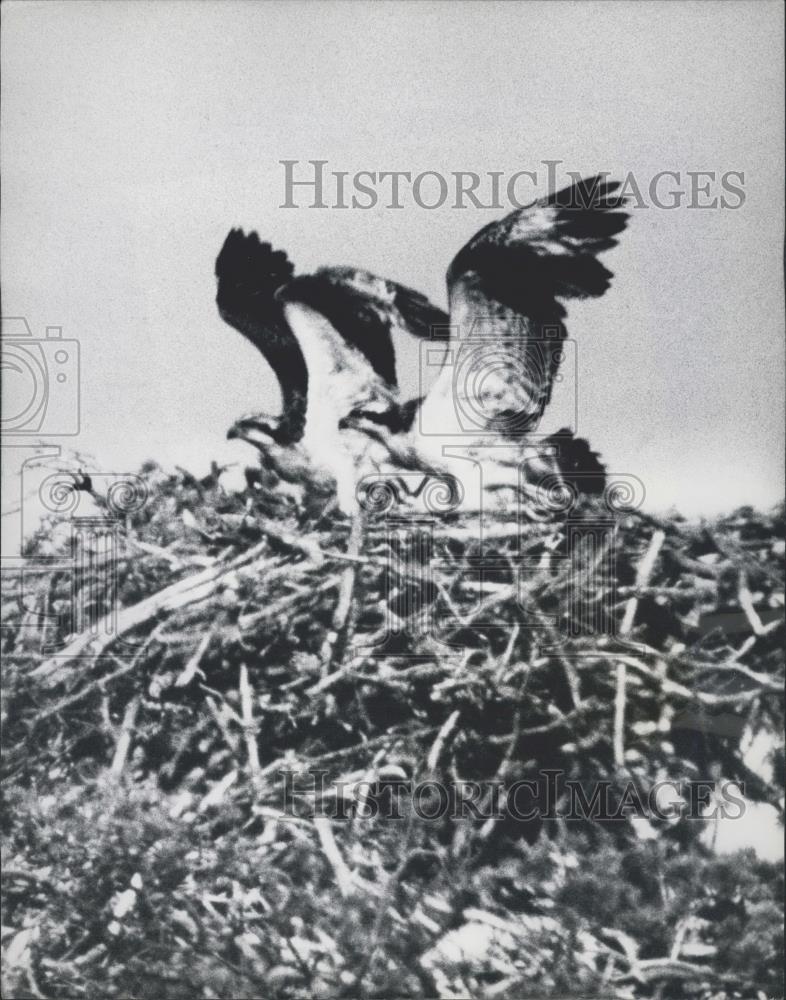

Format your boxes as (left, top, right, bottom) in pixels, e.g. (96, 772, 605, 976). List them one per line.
(216, 229, 447, 511)
(216, 176, 627, 516)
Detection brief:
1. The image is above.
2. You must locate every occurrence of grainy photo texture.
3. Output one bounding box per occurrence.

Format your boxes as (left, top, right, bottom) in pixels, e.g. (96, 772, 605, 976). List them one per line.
(1, 2, 784, 999)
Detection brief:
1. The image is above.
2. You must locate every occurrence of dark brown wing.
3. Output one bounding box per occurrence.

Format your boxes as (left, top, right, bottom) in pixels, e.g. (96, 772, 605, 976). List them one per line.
(278, 267, 448, 388)
(442, 176, 630, 428)
(215, 229, 307, 444)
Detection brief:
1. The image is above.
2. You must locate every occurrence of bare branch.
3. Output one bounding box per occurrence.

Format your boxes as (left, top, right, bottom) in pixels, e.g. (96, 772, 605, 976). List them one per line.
(614, 529, 666, 767)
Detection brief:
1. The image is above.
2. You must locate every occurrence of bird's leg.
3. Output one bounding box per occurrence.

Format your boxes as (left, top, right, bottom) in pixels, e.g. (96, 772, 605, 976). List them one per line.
(320, 509, 365, 676)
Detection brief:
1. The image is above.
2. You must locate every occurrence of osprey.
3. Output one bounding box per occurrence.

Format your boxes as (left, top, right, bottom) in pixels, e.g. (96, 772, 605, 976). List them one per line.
(216, 176, 627, 514)
(216, 229, 446, 509)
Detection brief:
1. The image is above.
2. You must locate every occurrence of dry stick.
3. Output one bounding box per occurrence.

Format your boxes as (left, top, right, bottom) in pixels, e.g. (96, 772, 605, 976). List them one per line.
(614, 530, 666, 768)
(175, 626, 216, 687)
(204, 695, 241, 754)
(99, 692, 113, 734)
(109, 694, 141, 778)
(129, 539, 212, 570)
(31, 539, 331, 689)
(24, 961, 45, 1000)
(320, 511, 364, 676)
(300, 726, 439, 769)
(198, 769, 238, 812)
(429, 521, 523, 542)
(339, 546, 364, 674)
(479, 703, 524, 843)
(427, 710, 461, 772)
(37, 521, 324, 686)
(560, 655, 582, 708)
(669, 916, 691, 961)
(30, 540, 272, 686)
(612, 619, 783, 705)
(693, 656, 782, 691)
(633, 956, 719, 984)
(253, 516, 326, 566)
(238, 664, 261, 781)
(729, 615, 782, 663)
(351, 747, 387, 832)
(436, 579, 469, 628)
(614, 654, 775, 706)
(623, 635, 783, 689)
(322, 548, 383, 567)
(489, 621, 522, 686)
(313, 816, 356, 898)
(738, 571, 767, 636)
(237, 574, 341, 630)
(305, 652, 385, 697)
(27, 620, 170, 729)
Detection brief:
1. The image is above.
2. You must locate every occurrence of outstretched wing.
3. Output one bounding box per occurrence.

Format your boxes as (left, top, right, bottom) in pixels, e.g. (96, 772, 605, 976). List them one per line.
(278, 267, 448, 388)
(448, 175, 629, 317)
(439, 176, 629, 432)
(215, 229, 308, 444)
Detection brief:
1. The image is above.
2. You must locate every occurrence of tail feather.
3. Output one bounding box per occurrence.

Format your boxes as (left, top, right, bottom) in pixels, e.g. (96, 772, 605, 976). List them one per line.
(545, 429, 607, 496)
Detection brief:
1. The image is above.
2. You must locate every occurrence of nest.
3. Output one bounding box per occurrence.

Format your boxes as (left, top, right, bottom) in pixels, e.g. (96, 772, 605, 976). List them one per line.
(2, 461, 783, 999)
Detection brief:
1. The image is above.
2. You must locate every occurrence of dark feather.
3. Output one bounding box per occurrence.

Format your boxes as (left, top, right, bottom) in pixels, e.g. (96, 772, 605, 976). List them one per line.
(544, 429, 607, 496)
(279, 268, 448, 387)
(443, 176, 630, 424)
(215, 229, 307, 444)
(448, 177, 629, 313)
(340, 395, 424, 434)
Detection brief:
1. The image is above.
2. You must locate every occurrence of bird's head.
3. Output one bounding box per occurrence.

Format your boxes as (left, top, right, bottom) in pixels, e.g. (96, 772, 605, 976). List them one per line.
(228, 411, 332, 515)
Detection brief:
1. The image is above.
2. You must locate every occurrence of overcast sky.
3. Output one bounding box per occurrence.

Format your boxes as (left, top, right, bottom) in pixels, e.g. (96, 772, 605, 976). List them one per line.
(2, 0, 784, 516)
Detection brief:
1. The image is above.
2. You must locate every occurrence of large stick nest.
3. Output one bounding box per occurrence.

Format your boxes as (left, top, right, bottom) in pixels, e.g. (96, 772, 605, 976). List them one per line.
(2, 461, 783, 999)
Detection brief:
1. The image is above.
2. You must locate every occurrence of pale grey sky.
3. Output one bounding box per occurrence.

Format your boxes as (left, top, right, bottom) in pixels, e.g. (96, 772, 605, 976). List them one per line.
(2, 0, 784, 515)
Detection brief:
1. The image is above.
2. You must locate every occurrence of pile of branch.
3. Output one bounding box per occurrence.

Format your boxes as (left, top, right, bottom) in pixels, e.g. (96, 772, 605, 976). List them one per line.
(1, 463, 783, 999)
